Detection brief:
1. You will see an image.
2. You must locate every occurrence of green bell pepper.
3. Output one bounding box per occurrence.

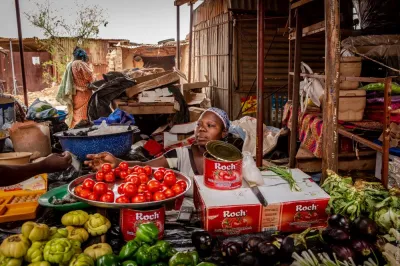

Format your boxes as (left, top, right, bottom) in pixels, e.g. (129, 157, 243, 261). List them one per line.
(168, 252, 195, 266)
(121, 260, 138, 266)
(153, 241, 173, 260)
(151, 263, 168, 266)
(96, 254, 120, 266)
(135, 245, 160, 266)
(119, 240, 141, 260)
(135, 223, 159, 244)
(188, 251, 199, 265)
(196, 263, 217, 266)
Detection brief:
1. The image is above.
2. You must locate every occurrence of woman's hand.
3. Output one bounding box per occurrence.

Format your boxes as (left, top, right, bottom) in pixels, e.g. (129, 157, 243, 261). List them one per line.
(84, 152, 120, 172)
(42, 152, 72, 173)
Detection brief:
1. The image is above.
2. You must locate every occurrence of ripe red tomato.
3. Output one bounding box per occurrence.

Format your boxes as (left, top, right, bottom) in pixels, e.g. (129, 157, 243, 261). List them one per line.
(144, 191, 152, 202)
(82, 178, 95, 190)
(153, 170, 165, 182)
(138, 184, 148, 194)
(123, 182, 138, 198)
(104, 172, 115, 183)
(101, 163, 112, 173)
(120, 170, 128, 180)
(117, 184, 125, 195)
(163, 173, 177, 187)
(93, 182, 108, 196)
(132, 194, 146, 203)
(132, 166, 140, 173)
(95, 171, 105, 182)
(164, 189, 175, 198)
(171, 184, 184, 195)
(153, 191, 166, 201)
(147, 180, 161, 193)
(160, 184, 169, 192)
(176, 180, 188, 190)
(115, 195, 130, 203)
(113, 167, 121, 178)
(74, 185, 84, 195)
(138, 173, 149, 184)
(127, 168, 133, 175)
(143, 165, 152, 176)
(87, 193, 98, 201)
(119, 161, 129, 171)
(127, 175, 141, 187)
(165, 169, 174, 175)
(136, 167, 145, 175)
(158, 167, 166, 173)
(100, 193, 114, 203)
(79, 188, 91, 199)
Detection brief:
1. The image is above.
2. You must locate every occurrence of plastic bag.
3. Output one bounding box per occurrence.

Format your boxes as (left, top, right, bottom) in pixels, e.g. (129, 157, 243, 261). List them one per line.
(27, 99, 57, 120)
(299, 62, 324, 113)
(93, 108, 135, 125)
(242, 151, 264, 185)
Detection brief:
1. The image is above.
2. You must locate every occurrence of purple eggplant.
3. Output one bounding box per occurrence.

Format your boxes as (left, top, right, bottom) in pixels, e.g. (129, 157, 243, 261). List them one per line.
(331, 245, 356, 262)
(321, 227, 350, 243)
(221, 241, 243, 260)
(281, 228, 311, 258)
(191, 231, 214, 257)
(352, 239, 377, 263)
(351, 217, 378, 241)
(237, 252, 260, 266)
(244, 237, 263, 253)
(257, 241, 279, 261)
(328, 214, 350, 231)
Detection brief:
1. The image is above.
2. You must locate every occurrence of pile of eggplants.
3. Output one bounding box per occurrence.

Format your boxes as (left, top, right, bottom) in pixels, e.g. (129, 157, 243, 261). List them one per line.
(319, 214, 385, 265)
(191, 214, 391, 266)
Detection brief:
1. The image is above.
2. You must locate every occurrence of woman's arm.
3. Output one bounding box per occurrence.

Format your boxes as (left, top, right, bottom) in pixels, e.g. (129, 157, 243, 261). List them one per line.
(85, 152, 170, 172)
(0, 153, 72, 186)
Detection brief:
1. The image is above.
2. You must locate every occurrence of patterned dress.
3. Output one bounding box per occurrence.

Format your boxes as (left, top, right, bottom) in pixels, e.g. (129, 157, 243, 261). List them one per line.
(70, 60, 94, 128)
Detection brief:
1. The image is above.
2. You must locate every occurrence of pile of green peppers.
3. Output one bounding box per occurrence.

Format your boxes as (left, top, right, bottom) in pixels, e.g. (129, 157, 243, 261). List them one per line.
(96, 223, 216, 266)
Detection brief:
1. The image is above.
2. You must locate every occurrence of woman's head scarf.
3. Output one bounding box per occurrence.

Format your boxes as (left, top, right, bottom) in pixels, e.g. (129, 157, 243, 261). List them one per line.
(73, 47, 88, 62)
(203, 107, 231, 130)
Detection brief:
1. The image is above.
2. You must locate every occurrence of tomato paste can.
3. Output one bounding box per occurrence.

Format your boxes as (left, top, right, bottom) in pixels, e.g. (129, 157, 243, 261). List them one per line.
(203, 140, 243, 190)
(120, 206, 165, 241)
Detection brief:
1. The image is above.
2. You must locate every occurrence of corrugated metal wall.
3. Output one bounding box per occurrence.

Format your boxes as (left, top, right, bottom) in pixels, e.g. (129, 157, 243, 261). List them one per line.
(236, 16, 325, 91)
(193, 12, 231, 112)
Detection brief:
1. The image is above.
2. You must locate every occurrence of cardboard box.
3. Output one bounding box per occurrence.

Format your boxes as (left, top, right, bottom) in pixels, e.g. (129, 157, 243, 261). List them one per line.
(193, 176, 262, 237)
(193, 169, 330, 236)
(259, 169, 330, 232)
(189, 107, 206, 122)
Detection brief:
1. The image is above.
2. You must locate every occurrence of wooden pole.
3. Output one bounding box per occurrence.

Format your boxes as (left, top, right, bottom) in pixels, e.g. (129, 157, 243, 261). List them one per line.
(188, 3, 194, 82)
(382, 77, 392, 188)
(176, 5, 181, 70)
(256, 0, 265, 167)
(14, 0, 28, 106)
(322, 0, 341, 182)
(288, 9, 302, 168)
(228, 13, 233, 120)
(288, 9, 293, 101)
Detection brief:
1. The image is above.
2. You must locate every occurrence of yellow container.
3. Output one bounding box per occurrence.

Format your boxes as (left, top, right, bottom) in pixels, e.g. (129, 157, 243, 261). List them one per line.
(0, 174, 47, 223)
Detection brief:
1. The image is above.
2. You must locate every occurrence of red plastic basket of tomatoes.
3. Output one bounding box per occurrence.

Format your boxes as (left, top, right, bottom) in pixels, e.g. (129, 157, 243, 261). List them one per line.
(67, 162, 191, 209)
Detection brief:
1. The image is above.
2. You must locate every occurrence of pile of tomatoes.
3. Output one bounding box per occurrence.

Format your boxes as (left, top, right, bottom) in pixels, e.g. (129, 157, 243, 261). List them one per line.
(73, 162, 188, 204)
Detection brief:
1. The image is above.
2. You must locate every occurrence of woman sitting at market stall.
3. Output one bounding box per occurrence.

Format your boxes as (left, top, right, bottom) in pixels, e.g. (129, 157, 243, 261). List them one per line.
(84, 107, 230, 196)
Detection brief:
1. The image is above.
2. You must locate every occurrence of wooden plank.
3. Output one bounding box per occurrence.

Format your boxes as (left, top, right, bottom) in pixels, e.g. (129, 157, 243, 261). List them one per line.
(116, 102, 175, 115)
(289, 9, 302, 168)
(133, 71, 173, 84)
(181, 81, 209, 91)
(125, 72, 180, 98)
(291, 0, 315, 9)
(174, 0, 197, 6)
(289, 21, 325, 40)
(382, 77, 392, 188)
(322, 0, 341, 182)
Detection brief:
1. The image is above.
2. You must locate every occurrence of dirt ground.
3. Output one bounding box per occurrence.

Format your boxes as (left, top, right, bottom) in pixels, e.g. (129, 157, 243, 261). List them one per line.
(13, 85, 61, 107)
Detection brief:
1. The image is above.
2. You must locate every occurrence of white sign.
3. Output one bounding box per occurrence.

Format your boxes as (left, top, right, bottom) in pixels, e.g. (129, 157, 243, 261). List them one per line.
(32, 57, 40, 65)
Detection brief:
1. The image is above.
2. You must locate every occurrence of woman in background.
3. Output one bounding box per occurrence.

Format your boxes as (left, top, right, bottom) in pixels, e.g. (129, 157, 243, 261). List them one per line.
(57, 47, 94, 128)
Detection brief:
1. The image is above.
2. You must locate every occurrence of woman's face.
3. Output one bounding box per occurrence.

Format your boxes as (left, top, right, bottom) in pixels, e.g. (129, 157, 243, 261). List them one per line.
(195, 111, 227, 146)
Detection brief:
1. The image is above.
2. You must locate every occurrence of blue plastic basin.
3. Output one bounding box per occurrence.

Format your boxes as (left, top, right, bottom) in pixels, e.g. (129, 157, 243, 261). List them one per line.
(54, 126, 139, 161)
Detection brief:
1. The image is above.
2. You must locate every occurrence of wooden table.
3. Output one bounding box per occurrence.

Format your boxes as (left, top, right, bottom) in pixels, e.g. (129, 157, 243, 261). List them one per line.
(113, 99, 176, 115)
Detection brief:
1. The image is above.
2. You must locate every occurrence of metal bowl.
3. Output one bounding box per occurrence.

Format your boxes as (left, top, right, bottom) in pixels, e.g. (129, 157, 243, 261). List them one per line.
(68, 168, 192, 209)
(54, 125, 139, 161)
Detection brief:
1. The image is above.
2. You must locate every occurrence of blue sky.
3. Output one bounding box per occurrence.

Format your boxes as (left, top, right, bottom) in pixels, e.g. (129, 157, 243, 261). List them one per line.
(0, 0, 201, 43)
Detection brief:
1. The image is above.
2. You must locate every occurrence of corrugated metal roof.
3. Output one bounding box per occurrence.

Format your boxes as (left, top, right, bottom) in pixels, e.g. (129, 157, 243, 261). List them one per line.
(120, 41, 189, 50)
